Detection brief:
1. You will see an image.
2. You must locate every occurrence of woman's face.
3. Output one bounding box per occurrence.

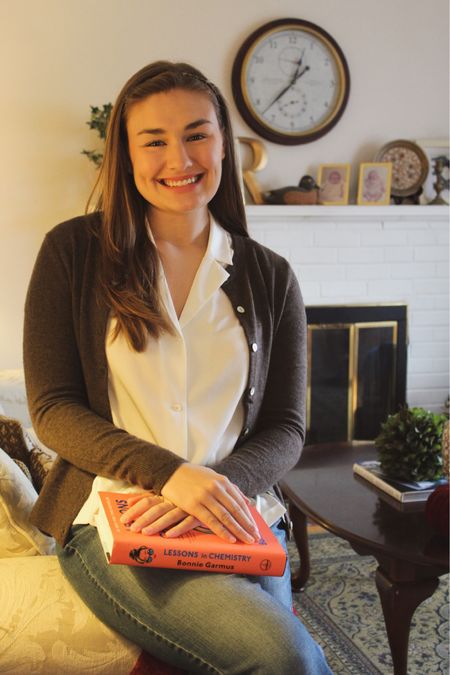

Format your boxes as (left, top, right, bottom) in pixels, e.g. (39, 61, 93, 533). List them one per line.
(126, 88, 224, 219)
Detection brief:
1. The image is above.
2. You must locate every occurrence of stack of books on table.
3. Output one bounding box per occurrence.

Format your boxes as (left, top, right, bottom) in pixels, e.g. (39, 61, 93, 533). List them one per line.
(353, 460, 448, 504)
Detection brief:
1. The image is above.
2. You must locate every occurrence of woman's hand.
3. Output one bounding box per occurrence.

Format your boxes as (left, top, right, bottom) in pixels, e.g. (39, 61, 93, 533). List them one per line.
(160, 464, 260, 543)
(119, 492, 200, 536)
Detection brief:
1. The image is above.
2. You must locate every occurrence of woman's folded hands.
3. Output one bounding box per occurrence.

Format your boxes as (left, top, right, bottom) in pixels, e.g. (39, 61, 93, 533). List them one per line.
(120, 464, 260, 543)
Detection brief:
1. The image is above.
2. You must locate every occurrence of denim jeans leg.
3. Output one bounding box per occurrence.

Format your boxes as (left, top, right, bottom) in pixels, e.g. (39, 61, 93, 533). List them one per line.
(57, 524, 333, 674)
(253, 519, 294, 611)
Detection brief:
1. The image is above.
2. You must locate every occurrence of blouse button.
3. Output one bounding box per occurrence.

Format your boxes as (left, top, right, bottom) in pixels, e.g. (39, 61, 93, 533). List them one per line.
(237, 305, 245, 313)
(171, 403, 183, 412)
(251, 343, 258, 352)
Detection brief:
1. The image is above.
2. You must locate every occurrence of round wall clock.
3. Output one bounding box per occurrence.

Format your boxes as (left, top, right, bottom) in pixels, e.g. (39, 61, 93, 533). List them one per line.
(374, 140, 429, 197)
(231, 18, 350, 145)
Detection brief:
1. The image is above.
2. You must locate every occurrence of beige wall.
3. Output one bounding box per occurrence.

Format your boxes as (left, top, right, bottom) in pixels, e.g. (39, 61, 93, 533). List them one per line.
(1, 0, 449, 368)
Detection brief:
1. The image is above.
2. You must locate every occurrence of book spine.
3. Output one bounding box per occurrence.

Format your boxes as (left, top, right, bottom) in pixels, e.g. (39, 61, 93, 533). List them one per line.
(401, 490, 432, 503)
(110, 539, 286, 576)
(353, 463, 403, 502)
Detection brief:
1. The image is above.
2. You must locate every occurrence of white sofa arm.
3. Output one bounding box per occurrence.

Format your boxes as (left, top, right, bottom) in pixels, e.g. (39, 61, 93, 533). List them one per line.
(0, 555, 140, 673)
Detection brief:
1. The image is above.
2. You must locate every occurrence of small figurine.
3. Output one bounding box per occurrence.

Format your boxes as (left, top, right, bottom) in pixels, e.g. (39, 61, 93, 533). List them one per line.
(428, 155, 449, 205)
(263, 175, 320, 205)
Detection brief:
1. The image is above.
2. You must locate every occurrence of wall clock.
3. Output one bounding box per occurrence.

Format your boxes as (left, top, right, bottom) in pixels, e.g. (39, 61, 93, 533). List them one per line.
(231, 18, 350, 145)
(374, 140, 429, 198)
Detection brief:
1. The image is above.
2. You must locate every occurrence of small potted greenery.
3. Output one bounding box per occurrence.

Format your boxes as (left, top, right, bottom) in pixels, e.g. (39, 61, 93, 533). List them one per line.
(374, 407, 447, 481)
(82, 103, 112, 167)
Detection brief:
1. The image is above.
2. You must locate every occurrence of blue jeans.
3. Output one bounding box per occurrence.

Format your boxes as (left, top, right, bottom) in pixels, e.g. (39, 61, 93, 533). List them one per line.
(57, 521, 332, 674)
(249, 519, 296, 612)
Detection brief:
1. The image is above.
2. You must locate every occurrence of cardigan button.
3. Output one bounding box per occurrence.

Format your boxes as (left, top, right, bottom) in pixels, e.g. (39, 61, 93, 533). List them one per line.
(249, 386, 255, 397)
(237, 305, 245, 313)
(251, 343, 258, 352)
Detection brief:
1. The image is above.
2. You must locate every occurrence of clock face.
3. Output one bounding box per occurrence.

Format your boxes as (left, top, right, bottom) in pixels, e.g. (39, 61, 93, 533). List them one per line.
(232, 19, 350, 145)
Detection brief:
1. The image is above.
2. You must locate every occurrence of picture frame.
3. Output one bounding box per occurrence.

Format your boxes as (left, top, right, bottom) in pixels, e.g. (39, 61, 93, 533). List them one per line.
(415, 139, 449, 204)
(317, 164, 350, 205)
(357, 162, 392, 206)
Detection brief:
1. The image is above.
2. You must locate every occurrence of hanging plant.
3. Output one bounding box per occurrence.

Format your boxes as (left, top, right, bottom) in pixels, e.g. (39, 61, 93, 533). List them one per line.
(81, 103, 113, 168)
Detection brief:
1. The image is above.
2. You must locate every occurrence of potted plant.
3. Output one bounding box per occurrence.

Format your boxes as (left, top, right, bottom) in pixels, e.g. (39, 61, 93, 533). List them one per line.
(82, 103, 112, 168)
(374, 407, 447, 482)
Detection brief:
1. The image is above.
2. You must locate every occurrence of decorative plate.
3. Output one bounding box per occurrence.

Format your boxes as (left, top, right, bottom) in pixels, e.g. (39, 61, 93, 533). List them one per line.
(374, 140, 429, 197)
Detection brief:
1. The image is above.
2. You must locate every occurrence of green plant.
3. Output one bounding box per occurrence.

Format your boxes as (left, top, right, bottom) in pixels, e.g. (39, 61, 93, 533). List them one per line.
(82, 103, 112, 167)
(375, 407, 447, 481)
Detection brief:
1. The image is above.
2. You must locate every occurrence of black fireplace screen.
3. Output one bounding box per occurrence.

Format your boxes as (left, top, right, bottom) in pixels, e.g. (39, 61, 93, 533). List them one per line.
(305, 305, 407, 444)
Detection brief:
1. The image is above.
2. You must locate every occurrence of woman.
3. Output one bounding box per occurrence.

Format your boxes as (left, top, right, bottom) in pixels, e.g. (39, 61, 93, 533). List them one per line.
(24, 61, 332, 674)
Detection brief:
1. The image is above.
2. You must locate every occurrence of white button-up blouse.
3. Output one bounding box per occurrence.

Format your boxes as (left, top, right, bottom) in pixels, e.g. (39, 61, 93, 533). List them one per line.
(74, 218, 284, 527)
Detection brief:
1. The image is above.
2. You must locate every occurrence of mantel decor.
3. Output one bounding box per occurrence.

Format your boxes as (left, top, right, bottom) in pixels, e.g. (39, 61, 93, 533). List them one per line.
(374, 139, 429, 205)
(317, 163, 350, 205)
(416, 138, 449, 204)
(357, 162, 392, 206)
(428, 155, 450, 205)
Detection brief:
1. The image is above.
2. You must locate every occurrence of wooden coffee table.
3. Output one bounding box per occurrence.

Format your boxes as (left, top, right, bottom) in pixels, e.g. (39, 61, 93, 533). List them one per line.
(280, 442, 449, 675)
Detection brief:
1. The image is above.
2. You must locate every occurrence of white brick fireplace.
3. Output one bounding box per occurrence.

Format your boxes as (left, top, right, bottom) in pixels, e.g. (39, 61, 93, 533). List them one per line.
(246, 205, 449, 414)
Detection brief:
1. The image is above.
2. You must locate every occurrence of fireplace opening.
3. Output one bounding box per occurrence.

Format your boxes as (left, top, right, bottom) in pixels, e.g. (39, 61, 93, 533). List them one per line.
(305, 304, 407, 444)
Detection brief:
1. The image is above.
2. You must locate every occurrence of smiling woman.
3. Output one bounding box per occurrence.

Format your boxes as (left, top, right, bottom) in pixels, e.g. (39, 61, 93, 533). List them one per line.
(126, 90, 225, 226)
(24, 61, 332, 674)
(86, 63, 247, 350)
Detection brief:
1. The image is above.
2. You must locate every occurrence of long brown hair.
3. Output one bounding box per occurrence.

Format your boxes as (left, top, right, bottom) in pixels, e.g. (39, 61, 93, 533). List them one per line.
(88, 61, 248, 351)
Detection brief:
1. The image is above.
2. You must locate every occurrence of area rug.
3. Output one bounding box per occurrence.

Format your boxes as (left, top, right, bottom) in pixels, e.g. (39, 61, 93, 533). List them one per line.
(289, 532, 449, 674)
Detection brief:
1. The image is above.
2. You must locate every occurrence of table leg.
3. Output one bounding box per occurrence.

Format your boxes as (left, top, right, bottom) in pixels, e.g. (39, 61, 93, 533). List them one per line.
(375, 567, 439, 675)
(288, 503, 310, 591)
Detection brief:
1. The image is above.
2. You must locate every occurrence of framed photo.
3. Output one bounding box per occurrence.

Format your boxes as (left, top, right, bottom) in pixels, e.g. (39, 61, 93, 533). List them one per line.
(357, 162, 392, 206)
(317, 164, 350, 205)
(415, 139, 449, 204)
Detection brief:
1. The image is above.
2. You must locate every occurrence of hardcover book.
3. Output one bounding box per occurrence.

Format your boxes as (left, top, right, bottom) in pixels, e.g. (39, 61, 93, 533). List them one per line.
(96, 491, 287, 576)
(353, 460, 448, 503)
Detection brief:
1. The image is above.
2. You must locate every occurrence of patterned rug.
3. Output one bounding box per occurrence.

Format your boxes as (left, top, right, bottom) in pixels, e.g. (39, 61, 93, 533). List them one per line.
(289, 532, 449, 674)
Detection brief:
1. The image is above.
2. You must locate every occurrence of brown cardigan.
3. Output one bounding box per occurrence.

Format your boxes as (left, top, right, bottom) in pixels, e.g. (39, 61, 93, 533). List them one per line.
(24, 213, 307, 545)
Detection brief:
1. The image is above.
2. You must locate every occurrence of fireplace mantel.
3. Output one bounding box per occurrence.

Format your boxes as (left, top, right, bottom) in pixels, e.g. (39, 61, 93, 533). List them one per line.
(246, 204, 448, 224)
(244, 204, 449, 415)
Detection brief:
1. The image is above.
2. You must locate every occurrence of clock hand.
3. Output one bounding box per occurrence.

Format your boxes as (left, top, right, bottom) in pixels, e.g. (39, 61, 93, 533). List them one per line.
(262, 82, 296, 114)
(262, 65, 310, 115)
(280, 51, 306, 69)
(291, 50, 305, 79)
(260, 47, 308, 117)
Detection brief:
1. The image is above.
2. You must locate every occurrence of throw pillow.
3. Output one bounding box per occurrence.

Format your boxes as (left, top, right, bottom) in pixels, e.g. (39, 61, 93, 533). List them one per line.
(25, 425, 57, 477)
(0, 415, 55, 491)
(0, 448, 55, 557)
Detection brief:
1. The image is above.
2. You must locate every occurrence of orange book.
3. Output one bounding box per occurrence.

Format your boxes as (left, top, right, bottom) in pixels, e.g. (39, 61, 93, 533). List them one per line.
(96, 491, 287, 576)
